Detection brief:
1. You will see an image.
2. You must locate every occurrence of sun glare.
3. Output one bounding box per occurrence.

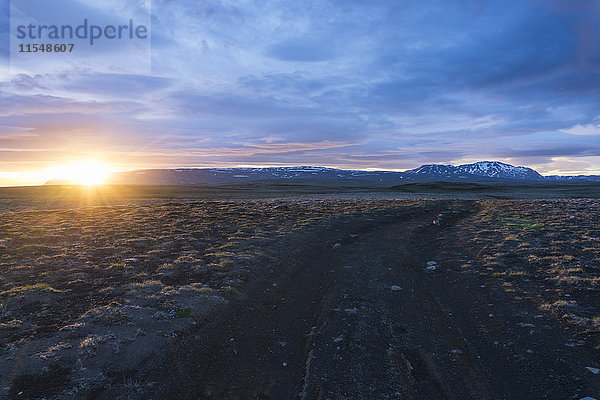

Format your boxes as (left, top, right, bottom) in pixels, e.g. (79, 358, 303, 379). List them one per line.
(49, 161, 112, 185)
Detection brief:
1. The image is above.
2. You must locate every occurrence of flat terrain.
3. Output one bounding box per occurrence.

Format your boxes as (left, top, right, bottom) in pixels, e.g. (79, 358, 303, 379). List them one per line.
(0, 185, 599, 399)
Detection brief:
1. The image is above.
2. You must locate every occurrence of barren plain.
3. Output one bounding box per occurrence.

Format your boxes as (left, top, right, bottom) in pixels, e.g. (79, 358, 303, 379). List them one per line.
(0, 184, 599, 399)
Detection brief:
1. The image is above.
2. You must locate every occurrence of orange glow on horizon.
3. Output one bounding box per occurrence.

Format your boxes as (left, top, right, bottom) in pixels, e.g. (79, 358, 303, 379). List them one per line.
(46, 160, 112, 185)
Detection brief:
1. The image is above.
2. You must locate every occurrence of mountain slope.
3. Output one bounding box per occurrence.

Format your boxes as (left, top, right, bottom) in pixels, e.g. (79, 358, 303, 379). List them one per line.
(108, 167, 406, 185)
(44, 162, 600, 185)
(405, 161, 545, 181)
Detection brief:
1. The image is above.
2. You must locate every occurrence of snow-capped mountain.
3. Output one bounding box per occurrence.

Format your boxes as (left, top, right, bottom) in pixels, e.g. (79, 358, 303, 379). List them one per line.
(405, 164, 459, 176)
(405, 161, 545, 181)
(57, 161, 600, 186)
(458, 161, 544, 180)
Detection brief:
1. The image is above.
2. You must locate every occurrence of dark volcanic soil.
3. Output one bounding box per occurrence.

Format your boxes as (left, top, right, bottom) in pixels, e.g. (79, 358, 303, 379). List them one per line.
(2, 196, 599, 399)
(144, 200, 599, 400)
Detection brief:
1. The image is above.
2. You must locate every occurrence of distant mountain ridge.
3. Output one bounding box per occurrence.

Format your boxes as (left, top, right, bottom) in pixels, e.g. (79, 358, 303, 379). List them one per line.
(404, 161, 545, 181)
(45, 161, 600, 185)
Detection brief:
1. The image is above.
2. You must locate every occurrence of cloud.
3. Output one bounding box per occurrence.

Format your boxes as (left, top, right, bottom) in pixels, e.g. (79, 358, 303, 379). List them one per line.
(562, 124, 600, 136)
(2, 0, 600, 181)
(266, 38, 337, 62)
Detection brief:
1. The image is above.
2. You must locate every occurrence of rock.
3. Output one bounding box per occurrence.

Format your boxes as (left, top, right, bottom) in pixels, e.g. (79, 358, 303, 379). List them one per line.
(585, 367, 599, 374)
(425, 261, 438, 271)
(332, 243, 342, 249)
(517, 323, 535, 328)
(391, 285, 402, 291)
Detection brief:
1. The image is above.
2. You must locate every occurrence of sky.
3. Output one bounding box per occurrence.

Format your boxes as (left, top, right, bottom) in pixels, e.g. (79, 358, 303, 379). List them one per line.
(1, 0, 600, 185)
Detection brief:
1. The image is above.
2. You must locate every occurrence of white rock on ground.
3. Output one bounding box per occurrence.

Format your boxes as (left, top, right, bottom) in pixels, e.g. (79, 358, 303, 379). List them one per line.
(517, 323, 535, 328)
(426, 261, 437, 271)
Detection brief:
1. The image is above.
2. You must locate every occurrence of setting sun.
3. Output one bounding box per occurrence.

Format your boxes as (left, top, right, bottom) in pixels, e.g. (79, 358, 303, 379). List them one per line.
(48, 160, 112, 185)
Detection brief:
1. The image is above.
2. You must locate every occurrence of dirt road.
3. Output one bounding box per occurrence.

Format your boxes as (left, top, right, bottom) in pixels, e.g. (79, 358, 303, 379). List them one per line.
(145, 200, 599, 399)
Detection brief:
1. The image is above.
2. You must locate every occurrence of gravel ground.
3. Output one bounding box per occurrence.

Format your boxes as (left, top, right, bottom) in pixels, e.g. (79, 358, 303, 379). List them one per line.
(0, 190, 598, 399)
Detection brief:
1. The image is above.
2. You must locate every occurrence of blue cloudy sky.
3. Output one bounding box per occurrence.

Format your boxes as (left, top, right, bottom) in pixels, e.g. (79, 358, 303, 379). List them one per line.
(1, 0, 600, 184)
